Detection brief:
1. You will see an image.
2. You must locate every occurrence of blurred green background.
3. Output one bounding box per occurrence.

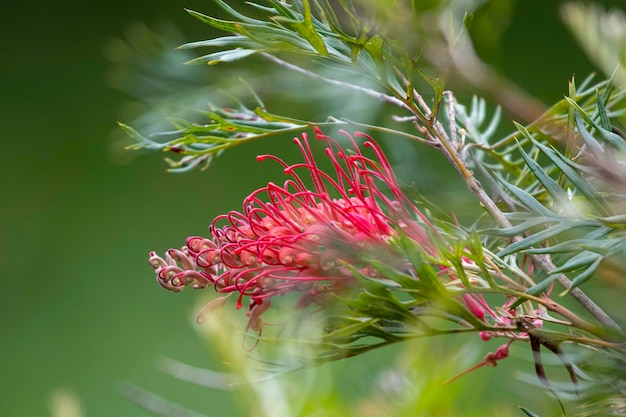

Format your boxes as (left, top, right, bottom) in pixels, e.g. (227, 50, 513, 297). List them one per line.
(2, 1, 623, 416)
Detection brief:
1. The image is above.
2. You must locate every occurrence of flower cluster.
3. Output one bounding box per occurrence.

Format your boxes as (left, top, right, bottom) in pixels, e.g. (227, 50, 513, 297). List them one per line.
(148, 128, 434, 330)
(148, 127, 548, 380)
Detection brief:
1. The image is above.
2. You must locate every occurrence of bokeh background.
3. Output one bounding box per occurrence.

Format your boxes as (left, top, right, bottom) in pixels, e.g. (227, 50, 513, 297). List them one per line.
(3, 1, 624, 416)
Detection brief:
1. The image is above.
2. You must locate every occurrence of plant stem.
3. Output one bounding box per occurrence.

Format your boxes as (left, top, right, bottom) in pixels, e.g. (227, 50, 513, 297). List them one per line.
(260, 53, 413, 113)
(536, 255, 622, 331)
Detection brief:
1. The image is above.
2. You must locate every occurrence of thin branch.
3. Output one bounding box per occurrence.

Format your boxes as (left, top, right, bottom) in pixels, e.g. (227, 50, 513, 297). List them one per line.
(393, 66, 432, 118)
(330, 117, 433, 145)
(261, 53, 413, 113)
(443, 91, 458, 145)
(536, 255, 622, 332)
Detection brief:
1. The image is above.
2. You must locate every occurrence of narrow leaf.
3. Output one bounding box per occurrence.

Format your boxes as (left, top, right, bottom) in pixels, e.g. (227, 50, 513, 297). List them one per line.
(483, 217, 560, 237)
(185, 9, 240, 33)
(466, 231, 498, 287)
(550, 252, 601, 274)
(119, 123, 163, 150)
(596, 88, 612, 130)
(567, 97, 625, 149)
(518, 407, 542, 417)
(265, 0, 298, 19)
(596, 124, 626, 149)
(253, 108, 309, 125)
(186, 49, 260, 65)
(179, 36, 264, 50)
(524, 237, 622, 255)
(301, 0, 329, 56)
(528, 136, 609, 213)
(238, 24, 315, 52)
(519, 146, 570, 205)
(211, 0, 267, 24)
(205, 112, 270, 133)
(322, 317, 380, 343)
(482, 105, 502, 141)
(576, 112, 603, 154)
(594, 213, 626, 229)
(521, 274, 559, 299)
(566, 256, 603, 293)
(497, 221, 594, 257)
(497, 177, 555, 217)
(395, 232, 447, 295)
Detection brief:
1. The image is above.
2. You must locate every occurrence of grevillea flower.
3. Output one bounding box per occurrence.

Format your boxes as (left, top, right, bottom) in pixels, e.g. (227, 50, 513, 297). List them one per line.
(148, 128, 435, 331)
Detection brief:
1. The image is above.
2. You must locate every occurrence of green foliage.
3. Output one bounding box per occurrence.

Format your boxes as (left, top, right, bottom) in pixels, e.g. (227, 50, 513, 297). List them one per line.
(472, 83, 626, 295)
(123, 102, 316, 172)
(122, 1, 626, 416)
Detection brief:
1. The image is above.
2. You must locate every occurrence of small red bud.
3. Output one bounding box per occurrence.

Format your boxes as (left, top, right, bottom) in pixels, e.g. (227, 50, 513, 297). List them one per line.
(479, 331, 492, 341)
(462, 294, 486, 320)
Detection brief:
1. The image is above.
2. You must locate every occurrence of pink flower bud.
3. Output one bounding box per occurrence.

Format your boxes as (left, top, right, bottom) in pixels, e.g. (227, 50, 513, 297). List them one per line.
(479, 331, 492, 341)
(462, 294, 486, 321)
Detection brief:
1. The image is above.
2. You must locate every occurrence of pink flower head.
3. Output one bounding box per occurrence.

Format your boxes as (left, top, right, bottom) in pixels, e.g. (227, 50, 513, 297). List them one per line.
(149, 128, 433, 330)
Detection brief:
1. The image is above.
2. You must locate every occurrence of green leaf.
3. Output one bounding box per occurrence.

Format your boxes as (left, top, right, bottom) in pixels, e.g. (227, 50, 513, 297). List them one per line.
(364, 260, 422, 292)
(497, 177, 555, 217)
(253, 108, 310, 125)
(576, 112, 603, 154)
(179, 36, 264, 50)
(497, 221, 596, 257)
(314, 0, 343, 34)
(449, 244, 472, 288)
(594, 213, 626, 229)
(186, 49, 260, 65)
(519, 146, 570, 206)
(237, 24, 316, 52)
(186, 7, 317, 54)
(349, 268, 393, 297)
(394, 232, 447, 295)
(563, 256, 603, 294)
(265, 0, 298, 20)
(527, 136, 609, 213)
(566, 97, 625, 149)
(520, 274, 559, 300)
(322, 316, 381, 344)
(518, 406, 542, 417)
(596, 88, 612, 131)
(283, 0, 329, 56)
(523, 237, 622, 255)
(465, 231, 498, 287)
(483, 217, 561, 237)
(118, 122, 163, 150)
(347, 291, 416, 324)
(272, 16, 329, 56)
(243, 3, 278, 15)
(363, 35, 385, 76)
(593, 123, 624, 150)
(480, 104, 502, 143)
(210, 0, 267, 25)
(416, 66, 444, 103)
(185, 9, 240, 32)
(550, 252, 602, 274)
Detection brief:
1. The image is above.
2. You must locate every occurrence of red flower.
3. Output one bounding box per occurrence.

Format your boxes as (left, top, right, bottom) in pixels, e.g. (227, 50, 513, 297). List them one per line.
(149, 128, 433, 330)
